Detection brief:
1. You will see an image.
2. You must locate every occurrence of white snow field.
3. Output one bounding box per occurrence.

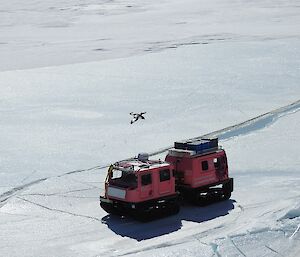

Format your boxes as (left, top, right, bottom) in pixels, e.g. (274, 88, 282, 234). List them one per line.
(0, 0, 300, 256)
(1, 0, 300, 71)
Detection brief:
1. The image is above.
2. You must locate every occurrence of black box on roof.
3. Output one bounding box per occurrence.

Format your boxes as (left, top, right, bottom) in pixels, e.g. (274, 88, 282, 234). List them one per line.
(174, 141, 188, 149)
(202, 138, 218, 148)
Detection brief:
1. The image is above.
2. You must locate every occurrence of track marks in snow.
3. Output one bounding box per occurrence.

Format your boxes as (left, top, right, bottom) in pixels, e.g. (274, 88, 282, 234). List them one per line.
(149, 99, 300, 156)
(143, 34, 234, 53)
(21, 187, 98, 199)
(59, 164, 104, 177)
(16, 196, 101, 222)
(228, 237, 247, 257)
(0, 178, 47, 208)
(201, 99, 300, 141)
(112, 239, 192, 257)
(22, 187, 96, 197)
(0, 165, 105, 208)
(264, 245, 284, 256)
(216, 100, 300, 141)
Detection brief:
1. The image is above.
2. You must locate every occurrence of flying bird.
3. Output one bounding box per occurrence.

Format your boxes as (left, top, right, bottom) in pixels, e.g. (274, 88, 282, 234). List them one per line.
(130, 112, 146, 124)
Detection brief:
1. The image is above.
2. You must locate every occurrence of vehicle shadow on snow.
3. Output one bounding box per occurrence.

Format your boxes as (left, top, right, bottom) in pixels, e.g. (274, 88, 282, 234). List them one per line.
(101, 199, 235, 241)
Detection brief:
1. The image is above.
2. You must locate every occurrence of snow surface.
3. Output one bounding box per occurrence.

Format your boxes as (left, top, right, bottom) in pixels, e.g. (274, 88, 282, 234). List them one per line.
(0, 0, 300, 256)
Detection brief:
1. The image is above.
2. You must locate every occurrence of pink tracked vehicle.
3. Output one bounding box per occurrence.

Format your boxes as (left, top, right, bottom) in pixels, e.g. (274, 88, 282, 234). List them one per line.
(100, 138, 233, 220)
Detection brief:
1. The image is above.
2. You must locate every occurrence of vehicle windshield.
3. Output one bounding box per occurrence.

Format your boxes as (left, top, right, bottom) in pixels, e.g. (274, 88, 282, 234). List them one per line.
(109, 168, 138, 189)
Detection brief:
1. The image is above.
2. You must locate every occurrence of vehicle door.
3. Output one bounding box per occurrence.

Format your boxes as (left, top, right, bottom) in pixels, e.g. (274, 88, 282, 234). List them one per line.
(158, 169, 172, 195)
(140, 173, 153, 199)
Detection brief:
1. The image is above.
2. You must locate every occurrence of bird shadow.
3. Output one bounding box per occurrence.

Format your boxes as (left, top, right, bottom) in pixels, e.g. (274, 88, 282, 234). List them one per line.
(101, 199, 235, 241)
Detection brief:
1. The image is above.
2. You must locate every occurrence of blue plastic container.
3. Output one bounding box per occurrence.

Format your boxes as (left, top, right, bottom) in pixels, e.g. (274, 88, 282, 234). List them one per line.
(186, 139, 211, 153)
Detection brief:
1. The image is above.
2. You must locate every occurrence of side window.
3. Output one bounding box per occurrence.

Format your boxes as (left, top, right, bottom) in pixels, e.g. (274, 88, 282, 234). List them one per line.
(160, 169, 170, 182)
(202, 160, 209, 171)
(141, 173, 152, 186)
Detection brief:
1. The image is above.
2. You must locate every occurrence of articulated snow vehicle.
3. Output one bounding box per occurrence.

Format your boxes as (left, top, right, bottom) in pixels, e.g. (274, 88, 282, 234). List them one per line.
(100, 138, 233, 221)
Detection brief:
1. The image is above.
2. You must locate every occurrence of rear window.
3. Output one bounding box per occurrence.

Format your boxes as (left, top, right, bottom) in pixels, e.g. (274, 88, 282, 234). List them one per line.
(159, 169, 170, 182)
(202, 161, 209, 171)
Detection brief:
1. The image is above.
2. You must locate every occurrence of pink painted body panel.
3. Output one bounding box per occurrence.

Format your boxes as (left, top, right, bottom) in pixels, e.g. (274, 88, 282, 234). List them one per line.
(106, 162, 176, 203)
(104, 148, 228, 204)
